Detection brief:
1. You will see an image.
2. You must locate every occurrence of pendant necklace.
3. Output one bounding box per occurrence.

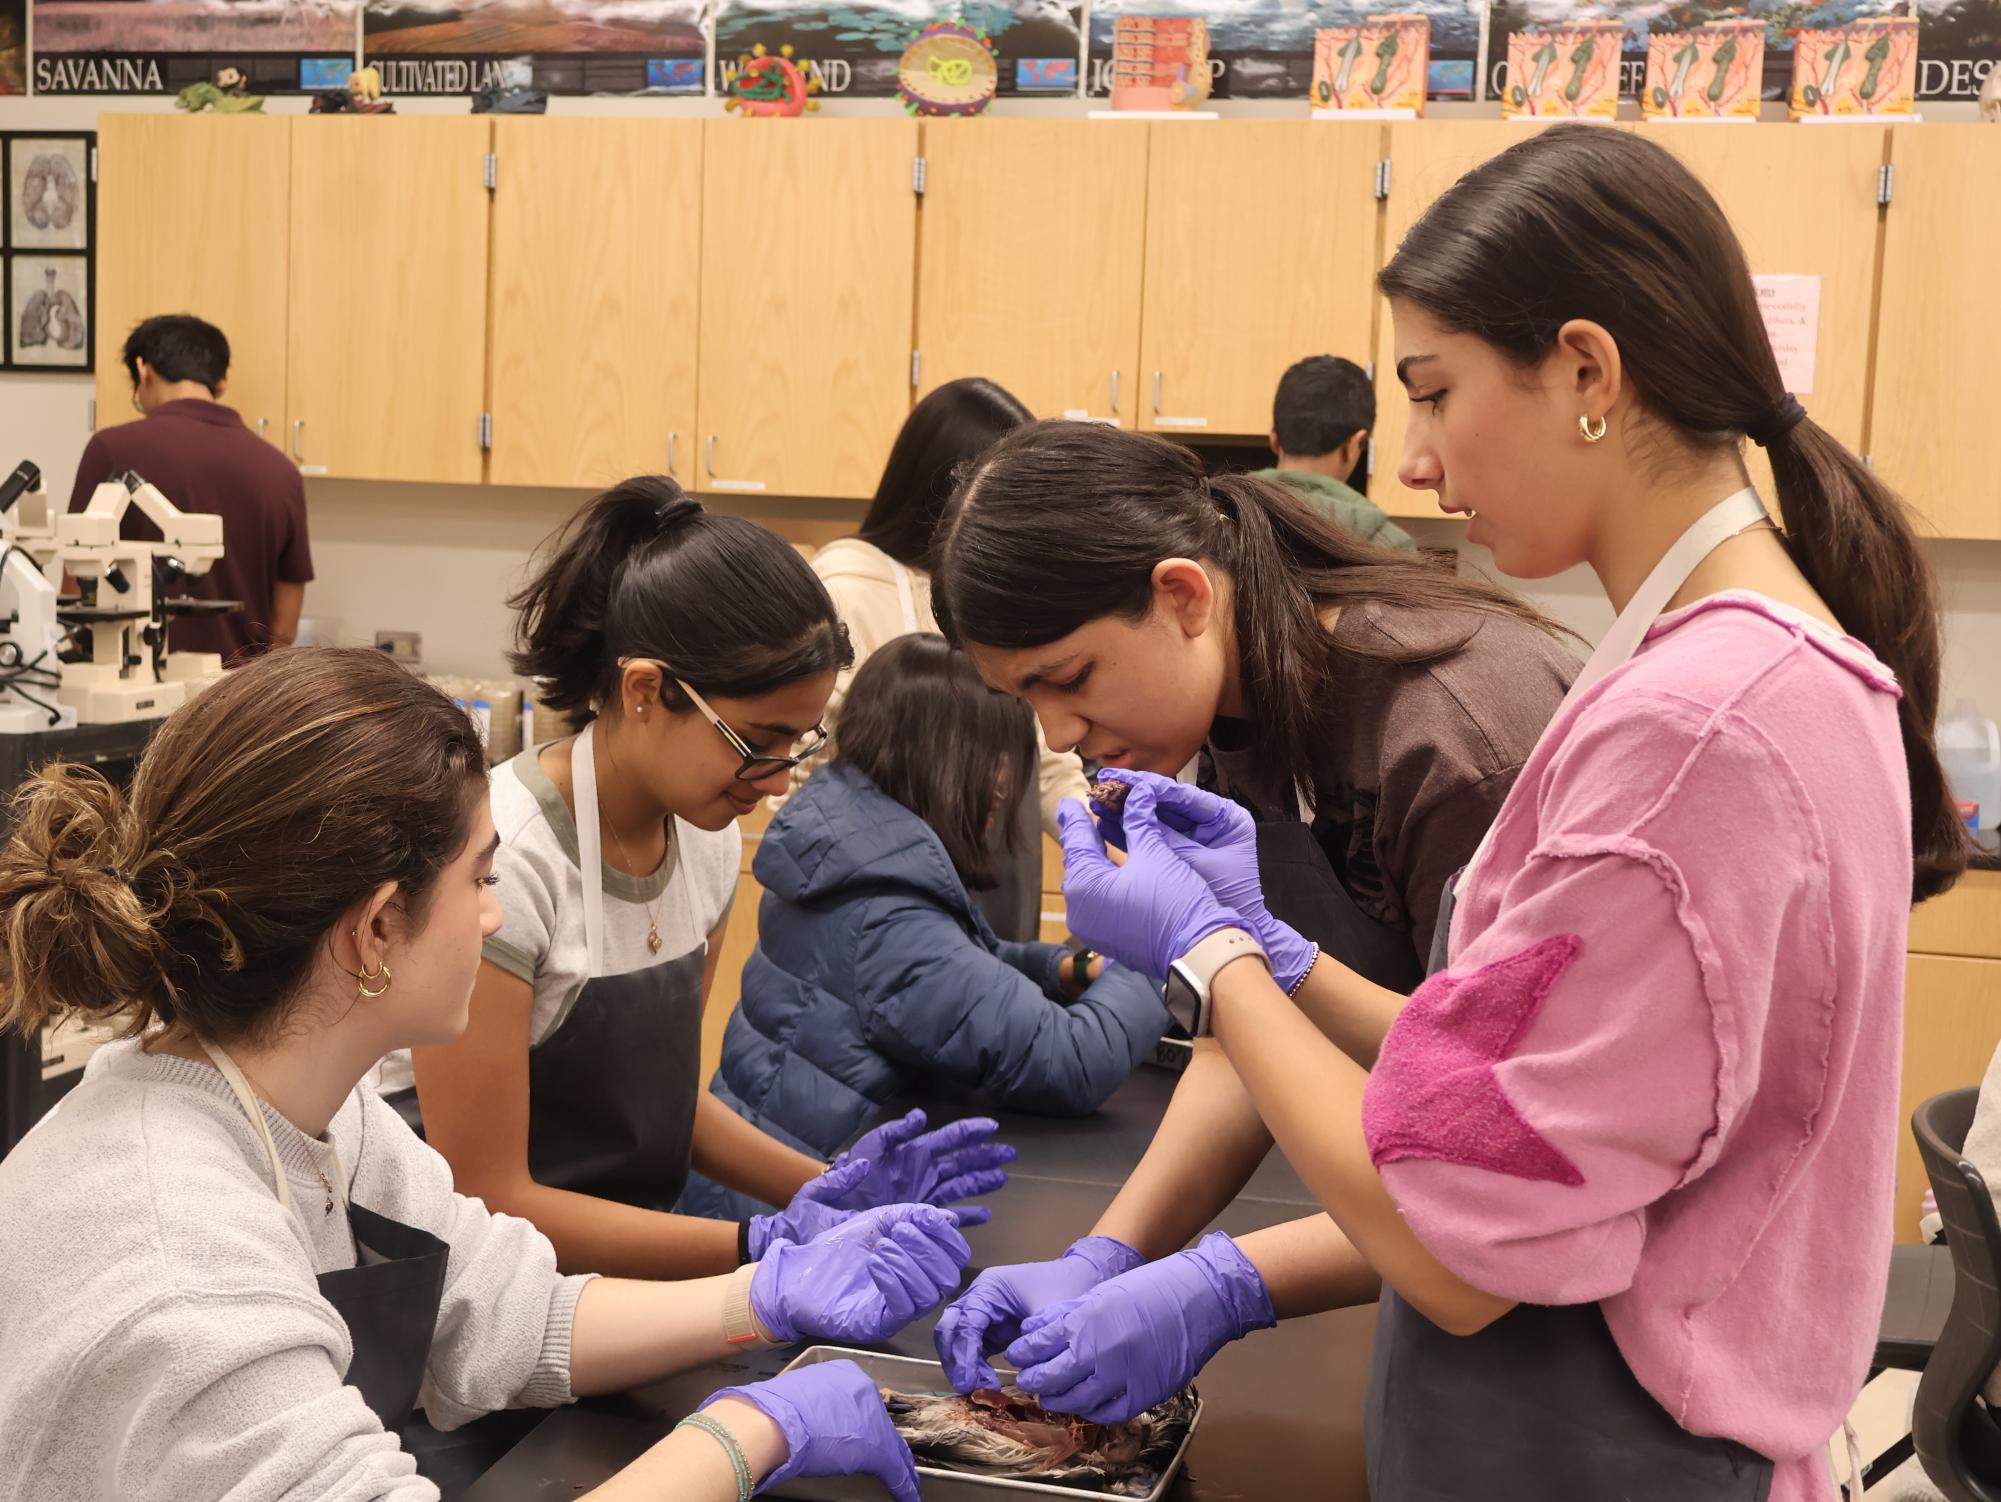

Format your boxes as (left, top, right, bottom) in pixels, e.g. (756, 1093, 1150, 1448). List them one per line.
(606, 818, 667, 955)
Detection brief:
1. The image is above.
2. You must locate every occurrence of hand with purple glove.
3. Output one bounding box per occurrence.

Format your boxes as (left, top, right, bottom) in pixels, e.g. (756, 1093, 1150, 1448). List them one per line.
(1004, 1232, 1275, 1424)
(934, 1235, 1145, 1393)
(703, 1358, 920, 1502)
(745, 1157, 872, 1263)
(813, 1109, 1015, 1217)
(1093, 770, 1318, 992)
(751, 1202, 973, 1346)
(1057, 776, 1246, 981)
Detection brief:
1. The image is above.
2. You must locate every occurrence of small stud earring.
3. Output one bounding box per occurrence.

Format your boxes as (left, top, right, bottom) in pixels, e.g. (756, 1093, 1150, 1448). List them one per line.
(1579, 414, 1608, 443)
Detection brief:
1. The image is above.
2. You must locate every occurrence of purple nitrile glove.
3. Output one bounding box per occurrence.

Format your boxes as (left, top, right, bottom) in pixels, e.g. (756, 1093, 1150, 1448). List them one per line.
(1097, 770, 1318, 992)
(816, 1109, 1015, 1217)
(750, 1202, 973, 1346)
(703, 1358, 920, 1502)
(1057, 776, 1244, 981)
(745, 1157, 872, 1263)
(1004, 1231, 1275, 1424)
(934, 1235, 1146, 1393)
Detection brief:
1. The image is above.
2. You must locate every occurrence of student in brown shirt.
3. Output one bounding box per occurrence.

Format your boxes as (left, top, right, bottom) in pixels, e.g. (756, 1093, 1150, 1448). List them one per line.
(934, 419, 1576, 972)
(70, 315, 312, 665)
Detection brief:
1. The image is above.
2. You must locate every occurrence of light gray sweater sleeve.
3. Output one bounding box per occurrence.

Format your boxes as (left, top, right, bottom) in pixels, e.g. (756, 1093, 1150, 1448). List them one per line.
(351, 1088, 594, 1431)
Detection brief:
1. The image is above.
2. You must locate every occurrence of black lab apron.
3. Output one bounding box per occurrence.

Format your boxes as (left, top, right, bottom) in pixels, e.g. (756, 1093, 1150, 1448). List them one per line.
(551, 723, 705, 1211)
(1363, 488, 1783, 1501)
(200, 1040, 447, 1432)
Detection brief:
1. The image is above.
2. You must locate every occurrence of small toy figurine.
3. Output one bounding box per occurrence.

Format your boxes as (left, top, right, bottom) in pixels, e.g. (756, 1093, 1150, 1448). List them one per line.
(725, 43, 820, 115)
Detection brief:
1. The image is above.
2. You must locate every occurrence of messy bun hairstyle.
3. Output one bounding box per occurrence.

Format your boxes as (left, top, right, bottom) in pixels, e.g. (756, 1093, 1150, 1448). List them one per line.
(510, 475, 852, 723)
(0, 647, 488, 1045)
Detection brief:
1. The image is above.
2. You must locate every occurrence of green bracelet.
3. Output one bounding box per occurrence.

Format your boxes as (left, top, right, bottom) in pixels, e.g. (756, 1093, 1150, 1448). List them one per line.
(677, 1411, 753, 1502)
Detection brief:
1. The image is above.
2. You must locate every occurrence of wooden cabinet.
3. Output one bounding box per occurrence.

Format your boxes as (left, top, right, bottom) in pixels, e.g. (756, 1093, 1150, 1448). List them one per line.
(93, 115, 292, 447)
(696, 120, 919, 501)
(1872, 127, 2001, 541)
(488, 119, 702, 491)
(1897, 872, 2001, 1243)
(1369, 122, 1552, 518)
(1646, 123, 1885, 507)
(286, 118, 492, 484)
(704, 869, 765, 1083)
(1139, 121, 1379, 438)
(915, 121, 1147, 427)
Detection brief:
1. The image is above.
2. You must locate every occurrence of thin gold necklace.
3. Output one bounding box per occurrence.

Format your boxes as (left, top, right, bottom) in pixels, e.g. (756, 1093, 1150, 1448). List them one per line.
(606, 817, 667, 955)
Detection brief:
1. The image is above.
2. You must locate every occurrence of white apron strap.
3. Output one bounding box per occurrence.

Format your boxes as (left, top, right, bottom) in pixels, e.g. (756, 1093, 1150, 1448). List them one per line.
(889, 558, 920, 636)
(573, 721, 606, 979)
(198, 1039, 349, 1214)
(1457, 486, 1771, 896)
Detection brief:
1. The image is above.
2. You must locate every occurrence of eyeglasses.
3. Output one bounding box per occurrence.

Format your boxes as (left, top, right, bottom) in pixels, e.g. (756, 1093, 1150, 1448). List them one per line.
(620, 657, 828, 783)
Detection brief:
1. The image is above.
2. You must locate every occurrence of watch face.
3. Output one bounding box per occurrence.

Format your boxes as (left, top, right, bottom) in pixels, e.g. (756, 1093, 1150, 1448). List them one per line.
(1164, 963, 1203, 1037)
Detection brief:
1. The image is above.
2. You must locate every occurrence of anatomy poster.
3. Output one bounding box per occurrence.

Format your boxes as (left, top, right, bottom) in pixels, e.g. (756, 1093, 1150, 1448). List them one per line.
(1090, 0, 1476, 99)
(1788, 15, 1917, 116)
(714, 0, 1083, 100)
(1311, 14, 1430, 111)
(1491, 0, 1995, 104)
(1641, 19, 1761, 117)
(1502, 19, 1619, 114)
(31, 0, 360, 94)
(0, 0, 22, 93)
(363, 0, 708, 95)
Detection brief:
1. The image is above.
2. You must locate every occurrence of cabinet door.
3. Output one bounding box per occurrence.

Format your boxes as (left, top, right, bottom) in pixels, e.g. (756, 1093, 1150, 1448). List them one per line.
(94, 115, 291, 446)
(488, 119, 702, 490)
(1898, 954, 2001, 1242)
(1872, 126, 2001, 541)
(286, 118, 491, 484)
(1647, 124, 1885, 508)
(1370, 122, 1551, 518)
(696, 120, 919, 501)
(1139, 122, 1379, 438)
(916, 121, 1146, 426)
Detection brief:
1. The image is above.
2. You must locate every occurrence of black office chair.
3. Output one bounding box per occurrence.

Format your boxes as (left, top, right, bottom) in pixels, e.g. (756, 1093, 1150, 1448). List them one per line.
(1911, 1086, 2001, 1501)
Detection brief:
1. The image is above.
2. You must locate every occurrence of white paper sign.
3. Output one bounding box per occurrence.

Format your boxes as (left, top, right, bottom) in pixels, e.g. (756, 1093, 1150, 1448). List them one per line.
(1753, 273, 1820, 396)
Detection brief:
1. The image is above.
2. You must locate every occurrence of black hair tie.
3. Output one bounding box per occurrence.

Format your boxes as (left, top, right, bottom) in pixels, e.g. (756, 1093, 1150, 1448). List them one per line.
(1746, 394, 1808, 448)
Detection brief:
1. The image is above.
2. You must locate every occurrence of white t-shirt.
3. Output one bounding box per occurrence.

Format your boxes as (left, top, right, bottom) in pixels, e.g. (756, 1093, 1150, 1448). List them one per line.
(375, 743, 738, 1094)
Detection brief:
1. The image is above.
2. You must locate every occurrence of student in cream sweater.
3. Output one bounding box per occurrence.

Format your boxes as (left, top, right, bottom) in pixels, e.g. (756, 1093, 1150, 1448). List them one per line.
(0, 648, 964, 1502)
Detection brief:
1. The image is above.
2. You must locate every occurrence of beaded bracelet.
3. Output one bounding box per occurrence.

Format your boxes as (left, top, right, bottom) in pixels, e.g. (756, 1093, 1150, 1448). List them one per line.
(677, 1411, 753, 1502)
(1285, 944, 1321, 998)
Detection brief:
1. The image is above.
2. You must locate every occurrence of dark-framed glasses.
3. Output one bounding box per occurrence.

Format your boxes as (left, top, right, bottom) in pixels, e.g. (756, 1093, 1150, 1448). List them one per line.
(620, 657, 828, 782)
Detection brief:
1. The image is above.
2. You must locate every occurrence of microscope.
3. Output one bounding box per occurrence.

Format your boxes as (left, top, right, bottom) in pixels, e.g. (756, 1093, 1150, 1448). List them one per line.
(0, 461, 76, 732)
(0, 461, 238, 727)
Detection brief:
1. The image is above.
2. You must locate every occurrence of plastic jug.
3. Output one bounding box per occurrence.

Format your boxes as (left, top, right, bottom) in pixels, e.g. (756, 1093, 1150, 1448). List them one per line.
(1940, 699, 2001, 833)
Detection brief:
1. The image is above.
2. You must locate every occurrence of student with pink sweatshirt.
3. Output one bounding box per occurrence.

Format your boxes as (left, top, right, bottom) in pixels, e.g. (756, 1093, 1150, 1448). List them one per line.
(933, 125, 1971, 1501)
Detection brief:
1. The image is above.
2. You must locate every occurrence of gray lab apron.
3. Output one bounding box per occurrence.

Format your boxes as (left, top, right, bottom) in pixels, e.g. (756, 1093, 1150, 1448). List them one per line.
(526, 947, 707, 1212)
(1357, 882, 1775, 1500)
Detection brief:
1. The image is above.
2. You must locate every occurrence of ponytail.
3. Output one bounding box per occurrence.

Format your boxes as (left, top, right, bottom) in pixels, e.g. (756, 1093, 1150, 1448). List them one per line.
(1767, 422, 1965, 901)
(510, 476, 851, 722)
(1379, 123, 1967, 904)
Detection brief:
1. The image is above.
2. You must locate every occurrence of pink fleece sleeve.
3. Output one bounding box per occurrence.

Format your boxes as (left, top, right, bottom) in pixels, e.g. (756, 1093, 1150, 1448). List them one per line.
(1363, 846, 1726, 1306)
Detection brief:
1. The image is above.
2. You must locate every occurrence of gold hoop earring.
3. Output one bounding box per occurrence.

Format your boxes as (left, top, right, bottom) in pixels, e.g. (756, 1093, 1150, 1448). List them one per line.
(348, 961, 392, 999)
(1579, 414, 1608, 443)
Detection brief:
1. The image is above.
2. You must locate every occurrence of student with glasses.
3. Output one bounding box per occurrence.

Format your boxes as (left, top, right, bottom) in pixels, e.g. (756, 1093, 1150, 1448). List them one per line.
(381, 477, 1013, 1280)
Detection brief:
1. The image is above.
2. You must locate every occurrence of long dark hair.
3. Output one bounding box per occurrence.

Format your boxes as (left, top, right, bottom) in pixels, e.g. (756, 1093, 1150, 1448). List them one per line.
(932, 420, 1563, 811)
(834, 634, 1036, 891)
(857, 378, 1033, 570)
(1379, 124, 1964, 904)
(511, 475, 851, 723)
(0, 648, 486, 1045)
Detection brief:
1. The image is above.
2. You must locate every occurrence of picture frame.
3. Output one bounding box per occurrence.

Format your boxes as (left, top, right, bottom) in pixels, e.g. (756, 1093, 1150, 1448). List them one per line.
(1, 131, 94, 372)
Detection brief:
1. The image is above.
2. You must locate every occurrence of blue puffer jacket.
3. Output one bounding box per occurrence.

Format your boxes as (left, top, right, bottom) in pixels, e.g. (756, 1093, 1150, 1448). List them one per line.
(709, 762, 1169, 1162)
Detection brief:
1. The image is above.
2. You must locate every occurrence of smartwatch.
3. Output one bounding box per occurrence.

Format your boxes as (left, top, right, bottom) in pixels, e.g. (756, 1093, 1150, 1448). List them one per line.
(1163, 928, 1268, 1038)
(1068, 947, 1099, 989)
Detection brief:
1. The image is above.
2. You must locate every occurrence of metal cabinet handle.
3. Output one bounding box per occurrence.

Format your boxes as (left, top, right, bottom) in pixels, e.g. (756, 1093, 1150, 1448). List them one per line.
(258, 416, 269, 439)
(1110, 369, 1120, 415)
(667, 431, 678, 479)
(1151, 370, 1209, 430)
(291, 419, 305, 461)
(704, 435, 766, 493)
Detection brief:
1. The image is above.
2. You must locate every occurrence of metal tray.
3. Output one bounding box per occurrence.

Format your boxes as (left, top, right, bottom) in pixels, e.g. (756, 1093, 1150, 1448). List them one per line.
(764, 1346, 1202, 1502)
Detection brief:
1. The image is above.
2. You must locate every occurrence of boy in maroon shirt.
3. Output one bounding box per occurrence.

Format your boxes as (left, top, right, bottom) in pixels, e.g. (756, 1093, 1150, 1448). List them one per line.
(69, 316, 312, 665)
